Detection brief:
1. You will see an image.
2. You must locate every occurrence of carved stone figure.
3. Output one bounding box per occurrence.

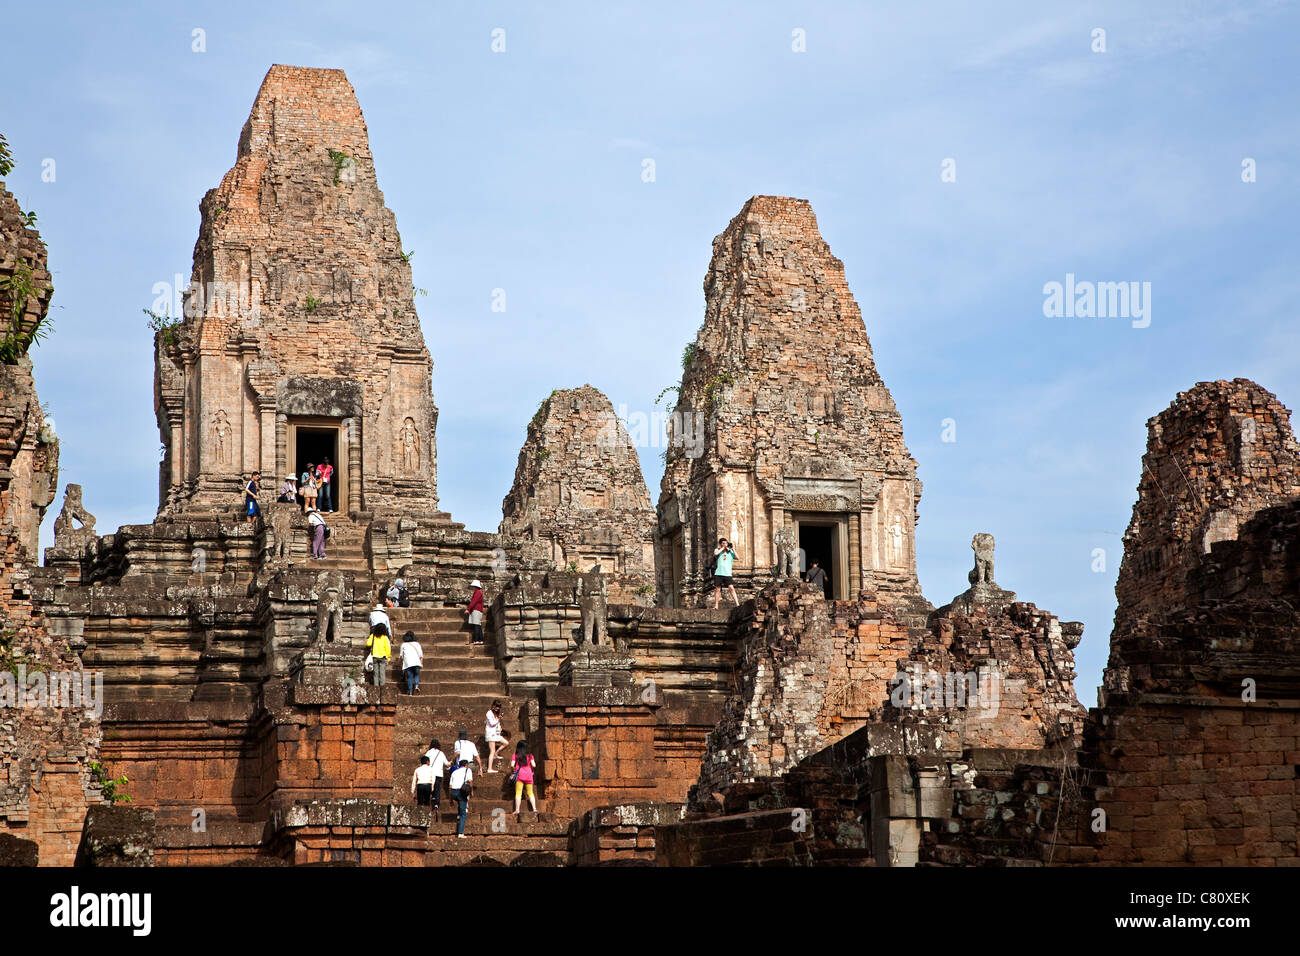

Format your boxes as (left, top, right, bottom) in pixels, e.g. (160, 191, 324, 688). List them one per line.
(267, 506, 293, 560)
(969, 532, 996, 586)
(887, 513, 906, 567)
(576, 573, 609, 647)
(212, 409, 233, 465)
(313, 573, 346, 644)
(774, 525, 798, 578)
(400, 417, 420, 473)
(52, 484, 96, 543)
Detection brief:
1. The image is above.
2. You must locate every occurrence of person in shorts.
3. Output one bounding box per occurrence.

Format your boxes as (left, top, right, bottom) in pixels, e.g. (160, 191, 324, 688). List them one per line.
(485, 700, 509, 773)
(244, 472, 261, 523)
(466, 579, 485, 645)
(712, 537, 738, 608)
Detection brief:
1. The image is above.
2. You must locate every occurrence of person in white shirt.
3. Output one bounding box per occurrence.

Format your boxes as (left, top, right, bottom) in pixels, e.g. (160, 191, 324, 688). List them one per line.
(485, 700, 509, 773)
(424, 739, 450, 811)
(398, 630, 424, 695)
(448, 759, 474, 837)
(452, 728, 483, 775)
(368, 603, 390, 634)
(307, 508, 327, 559)
(411, 755, 435, 807)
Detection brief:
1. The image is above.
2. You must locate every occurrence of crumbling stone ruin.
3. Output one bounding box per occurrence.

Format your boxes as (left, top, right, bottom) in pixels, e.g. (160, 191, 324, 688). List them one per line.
(664, 381, 1299, 867)
(0, 184, 103, 866)
(656, 196, 926, 621)
(501, 385, 655, 603)
(2, 64, 1296, 868)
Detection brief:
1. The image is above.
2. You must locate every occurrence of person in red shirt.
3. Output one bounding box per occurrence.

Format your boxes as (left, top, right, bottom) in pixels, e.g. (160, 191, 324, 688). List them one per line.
(466, 580, 485, 645)
(317, 456, 334, 513)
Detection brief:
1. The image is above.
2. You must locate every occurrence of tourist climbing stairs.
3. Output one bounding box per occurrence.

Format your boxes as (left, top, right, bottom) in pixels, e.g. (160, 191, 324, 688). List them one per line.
(380, 606, 569, 864)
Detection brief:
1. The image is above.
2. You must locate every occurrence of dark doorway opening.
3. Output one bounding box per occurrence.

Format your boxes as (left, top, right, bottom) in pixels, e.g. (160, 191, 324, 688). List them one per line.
(295, 427, 339, 511)
(799, 523, 835, 598)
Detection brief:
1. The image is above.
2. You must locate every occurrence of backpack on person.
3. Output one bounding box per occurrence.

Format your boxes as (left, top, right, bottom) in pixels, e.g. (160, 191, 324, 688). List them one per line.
(396, 585, 409, 607)
(707, 551, 719, 575)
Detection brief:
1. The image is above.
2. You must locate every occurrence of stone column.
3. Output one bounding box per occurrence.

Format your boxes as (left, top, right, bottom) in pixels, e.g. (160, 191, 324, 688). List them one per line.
(257, 399, 276, 478)
(275, 412, 288, 481)
(344, 416, 362, 513)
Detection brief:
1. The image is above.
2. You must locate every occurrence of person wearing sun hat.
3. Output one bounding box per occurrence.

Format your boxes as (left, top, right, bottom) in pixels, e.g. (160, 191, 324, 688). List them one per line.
(466, 579, 485, 645)
(277, 473, 297, 503)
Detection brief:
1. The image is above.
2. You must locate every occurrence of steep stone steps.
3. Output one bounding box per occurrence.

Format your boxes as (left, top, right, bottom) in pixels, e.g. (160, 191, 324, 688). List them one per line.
(420, 807, 571, 866)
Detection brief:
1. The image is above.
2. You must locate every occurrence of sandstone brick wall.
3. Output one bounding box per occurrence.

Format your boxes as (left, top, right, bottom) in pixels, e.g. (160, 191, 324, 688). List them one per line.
(895, 589, 1086, 751)
(694, 580, 912, 801)
(657, 196, 923, 609)
(529, 686, 665, 819)
(156, 65, 439, 515)
(568, 802, 685, 865)
(501, 386, 655, 602)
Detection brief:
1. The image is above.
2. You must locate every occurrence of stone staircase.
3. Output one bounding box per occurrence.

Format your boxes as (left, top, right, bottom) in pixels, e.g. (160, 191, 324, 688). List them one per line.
(309, 517, 370, 574)
(376, 607, 571, 864)
(384, 606, 515, 802)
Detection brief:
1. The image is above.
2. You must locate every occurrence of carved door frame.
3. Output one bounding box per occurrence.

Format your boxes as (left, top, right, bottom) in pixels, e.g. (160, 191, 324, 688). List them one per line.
(789, 511, 850, 600)
(286, 417, 349, 513)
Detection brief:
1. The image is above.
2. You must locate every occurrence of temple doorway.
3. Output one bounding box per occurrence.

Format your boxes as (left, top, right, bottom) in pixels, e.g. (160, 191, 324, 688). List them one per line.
(793, 515, 848, 599)
(288, 419, 346, 513)
(798, 523, 834, 598)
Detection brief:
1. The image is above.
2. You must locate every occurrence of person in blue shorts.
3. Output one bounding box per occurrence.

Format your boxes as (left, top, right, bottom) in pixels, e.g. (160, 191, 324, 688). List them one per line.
(712, 537, 738, 608)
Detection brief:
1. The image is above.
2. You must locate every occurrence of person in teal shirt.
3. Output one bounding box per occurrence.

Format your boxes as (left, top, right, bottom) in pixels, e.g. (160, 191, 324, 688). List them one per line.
(712, 538, 739, 608)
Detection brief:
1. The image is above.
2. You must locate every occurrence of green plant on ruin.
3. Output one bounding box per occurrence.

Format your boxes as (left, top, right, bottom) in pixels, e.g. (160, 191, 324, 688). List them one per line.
(327, 149, 354, 184)
(413, 286, 428, 297)
(0, 256, 53, 364)
(529, 390, 558, 431)
(400, 250, 415, 263)
(535, 447, 550, 464)
(89, 762, 132, 804)
(0, 133, 14, 178)
(144, 308, 183, 347)
(655, 385, 680, 407)
(20, 210, 37, 230)
(703, 372, 734, 410)
(681, 341, 697, 371)
(565, 561, 579, 573)
(635, 584, 655, 596)
(305, 295, 321, 314)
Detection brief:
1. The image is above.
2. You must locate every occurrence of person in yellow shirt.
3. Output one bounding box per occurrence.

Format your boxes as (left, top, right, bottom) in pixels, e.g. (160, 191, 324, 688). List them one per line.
(366, 623, 392, 687)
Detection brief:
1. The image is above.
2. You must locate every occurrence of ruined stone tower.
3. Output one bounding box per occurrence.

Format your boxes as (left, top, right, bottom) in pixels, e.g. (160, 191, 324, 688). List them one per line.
(154, 64, 439, 515)
(1109, 378, 1300, 684)
(501, 385, 655, 602)
(656, 196, 922, 608)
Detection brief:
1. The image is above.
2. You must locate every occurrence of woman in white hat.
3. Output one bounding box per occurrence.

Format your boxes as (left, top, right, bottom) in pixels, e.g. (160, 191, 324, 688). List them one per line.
(277, 473, 297, 503)
(466, 580, 485, 645)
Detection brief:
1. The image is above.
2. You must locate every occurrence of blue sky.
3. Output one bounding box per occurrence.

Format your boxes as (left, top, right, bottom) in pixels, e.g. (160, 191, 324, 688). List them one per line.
(3, 1, 1297, 704)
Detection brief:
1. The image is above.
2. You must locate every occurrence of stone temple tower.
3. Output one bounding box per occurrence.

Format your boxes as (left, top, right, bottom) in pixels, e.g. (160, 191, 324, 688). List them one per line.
(656, 196, 923, 609)
(500, 385, 656, 601)
(154, 64, 439, 515)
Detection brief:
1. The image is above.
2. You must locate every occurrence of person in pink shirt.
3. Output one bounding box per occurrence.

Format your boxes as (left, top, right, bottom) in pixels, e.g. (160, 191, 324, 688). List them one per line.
(317, 456, 335, 513)
(510, 740, 538, 816)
